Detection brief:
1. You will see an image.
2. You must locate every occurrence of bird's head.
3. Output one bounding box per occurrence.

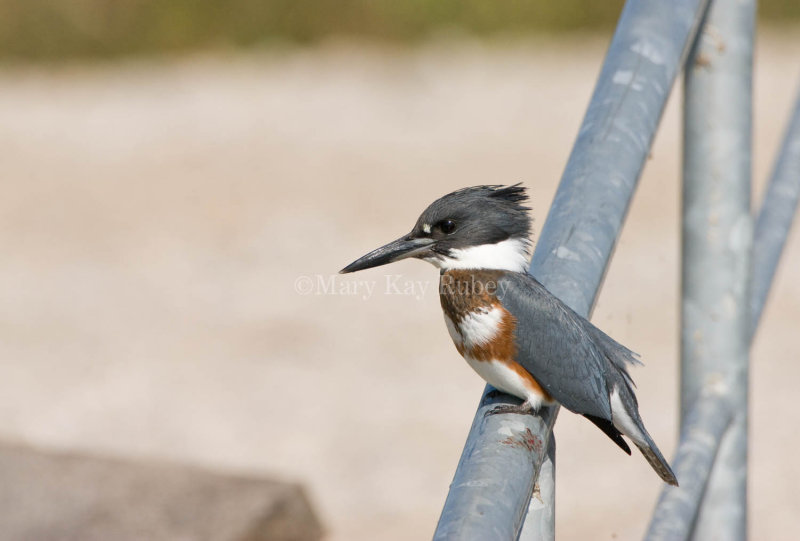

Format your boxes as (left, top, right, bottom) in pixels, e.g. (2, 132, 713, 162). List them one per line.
(340, 184, 532, 274)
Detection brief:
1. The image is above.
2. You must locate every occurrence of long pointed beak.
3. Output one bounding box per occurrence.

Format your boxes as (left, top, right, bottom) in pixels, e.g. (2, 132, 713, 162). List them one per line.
(340, 235, 435, 274)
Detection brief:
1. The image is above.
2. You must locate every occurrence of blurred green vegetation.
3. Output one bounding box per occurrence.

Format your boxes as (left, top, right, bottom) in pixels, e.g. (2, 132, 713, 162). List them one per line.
(0, 0, 798, 62)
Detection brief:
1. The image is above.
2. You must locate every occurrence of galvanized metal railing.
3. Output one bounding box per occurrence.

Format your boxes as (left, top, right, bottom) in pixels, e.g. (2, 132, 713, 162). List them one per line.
(646, 44, 800, 541)
(434, 0, 709, 538)
(434, 0, 800, 538)
(646, 0, 755, 538)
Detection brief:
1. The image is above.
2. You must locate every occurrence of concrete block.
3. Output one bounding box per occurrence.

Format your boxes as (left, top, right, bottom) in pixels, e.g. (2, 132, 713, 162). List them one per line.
(0, 442, 322, 541)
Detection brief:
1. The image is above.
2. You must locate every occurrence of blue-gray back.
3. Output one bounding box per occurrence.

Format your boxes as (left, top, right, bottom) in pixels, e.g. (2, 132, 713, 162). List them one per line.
(497, 272, 642, 420)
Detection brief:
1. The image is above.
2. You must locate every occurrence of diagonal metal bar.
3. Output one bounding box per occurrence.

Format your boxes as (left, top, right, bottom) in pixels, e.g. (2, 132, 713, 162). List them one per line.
(531, 0, 709, 315)
(751, 81, 800, 336)
(643, 390, 734, 541)
(518, 436, 556, 541)
(433, 1, 710, 539)
(434, 392, 558, 541)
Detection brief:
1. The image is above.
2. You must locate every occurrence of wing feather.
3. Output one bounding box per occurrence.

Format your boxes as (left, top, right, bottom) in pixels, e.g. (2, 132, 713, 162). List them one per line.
(497, 272, 640, 421)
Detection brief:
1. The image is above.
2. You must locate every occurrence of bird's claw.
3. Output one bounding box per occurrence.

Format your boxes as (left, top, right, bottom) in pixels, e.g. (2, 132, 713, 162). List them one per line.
(485, 402, 535, 417)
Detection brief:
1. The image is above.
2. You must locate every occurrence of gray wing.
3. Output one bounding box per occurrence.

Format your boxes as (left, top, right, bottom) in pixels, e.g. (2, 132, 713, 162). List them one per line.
(497, 272, 642, 421)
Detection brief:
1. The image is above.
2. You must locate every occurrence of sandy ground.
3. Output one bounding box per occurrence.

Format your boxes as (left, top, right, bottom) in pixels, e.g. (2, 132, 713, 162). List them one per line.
(0, 31, 799, 540)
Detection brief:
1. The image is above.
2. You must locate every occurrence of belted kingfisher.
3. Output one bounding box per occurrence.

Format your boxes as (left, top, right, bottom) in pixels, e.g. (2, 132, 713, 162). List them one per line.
(340, 184, 678, 486)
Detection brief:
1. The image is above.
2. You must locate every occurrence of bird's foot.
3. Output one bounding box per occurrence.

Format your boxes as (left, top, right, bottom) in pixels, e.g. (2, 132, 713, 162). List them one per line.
(485, 401, 535, 417)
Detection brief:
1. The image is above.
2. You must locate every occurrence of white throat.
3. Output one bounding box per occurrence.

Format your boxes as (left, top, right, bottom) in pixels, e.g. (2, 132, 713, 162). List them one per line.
(424, 237, 531, 272)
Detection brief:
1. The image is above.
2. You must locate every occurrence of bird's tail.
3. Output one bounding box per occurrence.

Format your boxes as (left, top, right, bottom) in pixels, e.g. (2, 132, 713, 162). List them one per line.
(609, 383, 679, 486)
(634, 434, 678, 486)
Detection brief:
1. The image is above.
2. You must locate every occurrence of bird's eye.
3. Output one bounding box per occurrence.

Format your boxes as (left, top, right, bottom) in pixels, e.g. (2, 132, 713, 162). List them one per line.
(439, 220, 456, 234)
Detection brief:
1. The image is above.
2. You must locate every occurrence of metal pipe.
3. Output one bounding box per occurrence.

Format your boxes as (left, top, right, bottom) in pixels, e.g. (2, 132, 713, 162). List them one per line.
(646, 73, 797, 541)
(433, 0, 710, 538)
(643, 391, 733, 541)
(751, 82, 800, 336)
(680, 0, 756, 539)
(434, 393, 558, 540)
(518, 434, 556, 541)
(531, 0, 710, 316)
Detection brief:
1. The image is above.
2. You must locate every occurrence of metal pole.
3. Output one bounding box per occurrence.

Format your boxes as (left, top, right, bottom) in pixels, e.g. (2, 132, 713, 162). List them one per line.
(434, 0, 710, 538)
(681, 0, 755, 539)
(518, 437, 556, 541)
(751, 82, 800, 336)
(645, 80, 800, 539)
(643, 390, 733, 541)
(434, 391, 558, 540)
